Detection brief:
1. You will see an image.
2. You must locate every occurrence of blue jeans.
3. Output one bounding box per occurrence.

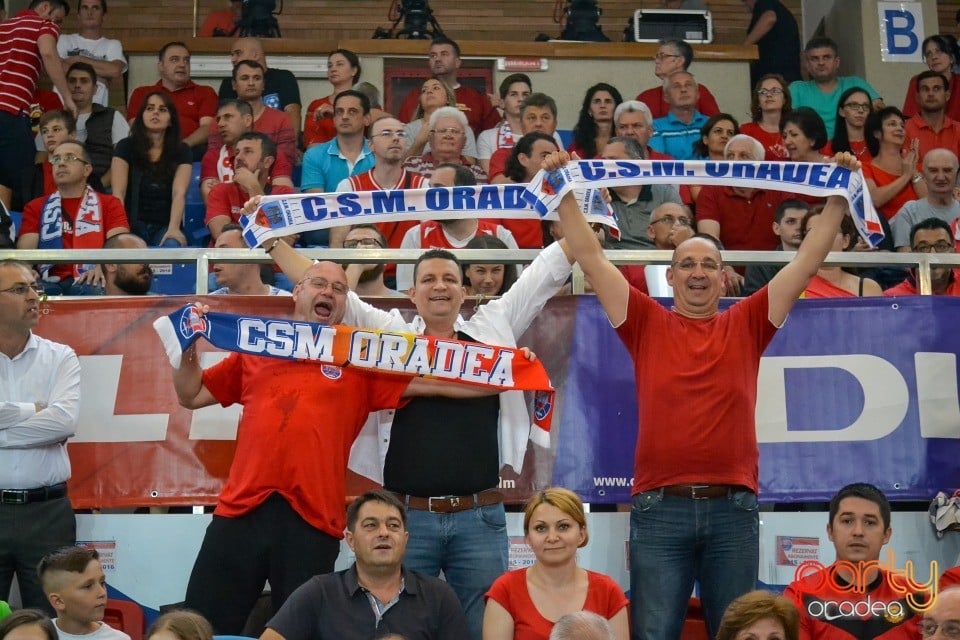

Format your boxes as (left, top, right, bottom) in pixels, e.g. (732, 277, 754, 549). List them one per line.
(630, 488, 759, 640)
(403, 503, 509, 640)
(132, 221, 184, 248)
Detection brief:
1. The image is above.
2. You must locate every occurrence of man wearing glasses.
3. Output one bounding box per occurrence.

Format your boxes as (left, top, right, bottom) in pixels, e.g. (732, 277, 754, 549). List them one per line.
(886, 218, 960, 296)
(341, 224, 401, 297)
(546, 147, 863, 640)
(0, 259, 81, 612)
(922, 587, 960, 640)
(17, 141, 129, 295)
(635, 39, 720, 120)
(890, 149, 960, 250)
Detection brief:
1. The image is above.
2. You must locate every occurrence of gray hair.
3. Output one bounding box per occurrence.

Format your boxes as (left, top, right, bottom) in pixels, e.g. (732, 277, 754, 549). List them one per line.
(725, 134, 765, 161)
(607, 136, 644, 159)
(614, 100, 653, 127)
(428, 106, 469, 131)
(662, 70, 697, 93)
(352, 81, 382, 109)
(549, 612, 615, 640)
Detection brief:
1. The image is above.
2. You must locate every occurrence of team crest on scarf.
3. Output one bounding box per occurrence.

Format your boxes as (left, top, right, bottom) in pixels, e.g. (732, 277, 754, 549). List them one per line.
(534, 391, 553, 422)
(178, 306, 210, 340)
(320, 364, 342, 380)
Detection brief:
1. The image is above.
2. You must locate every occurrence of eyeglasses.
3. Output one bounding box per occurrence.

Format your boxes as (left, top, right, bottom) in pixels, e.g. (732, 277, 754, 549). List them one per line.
(914, 241, 954, 253)
(842, 102, 871, 112)
(651, 215, 692, 227)
(654, 52, 681, 61)
(757, 88, 784, 97)
(923, 49, 946, 60)
(0, 283, 46, 297)
(298, 277, 348, 295)
(373, 129, 409, 139)
(672, 258, 721, 272)
(920, 620, 960, 639)
(343, 238, 384, 249)
(431, 127, 464, 136)
(49, 153, 90, 166)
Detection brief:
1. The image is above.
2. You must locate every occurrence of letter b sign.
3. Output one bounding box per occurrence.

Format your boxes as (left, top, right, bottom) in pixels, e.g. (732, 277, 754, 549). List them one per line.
(878, 3, 923, 62)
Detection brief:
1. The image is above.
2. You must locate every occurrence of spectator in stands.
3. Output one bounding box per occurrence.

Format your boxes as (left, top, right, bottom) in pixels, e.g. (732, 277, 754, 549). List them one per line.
(863, 107, 925, 221)
(341, 224, 400, 297)
(218, 37, 302, 141)
(800, 207, 882, 297)
(111, 91, 191, 248)
(502, 132, 561, 249)
(903, 35, 960, 121)
(549, 613, 615, 640)
(614, 101, 671, 160)
(144, 611, 212, 640)
(405, 78, 478, 162)
(352, 82, 388, 123)
(789, 37, 881, 139)
(489, 93, 562, 183)
(206, 132, 297, 240)
(211, 224, 290, 295)
(127, 42, 219, 160)
(546, 147, 863, 640)
(101, 233, 153, 295)
(743, 199, 809, 296)
(483, 488, 629, 640)
(691, 113, 739, 165)
(303, 49, 361, 149)
(395, 163, 517, 291)
(569, 83, 623, 159)
(403, 107, 487, 183)
(636, 39, 719, 119)
(0, 0, 75, 211)
(56, 0, 125, 107)
(697, 134, 786, 293)
(716, 591, 799, 640)
(616, 200, 696, 296)
(784, 483, 924, 639)
(53, 62, 128, 188)
(462, 235, 518, 297)
(38, 547, 130, 640)
(397, 36, 500, 137)
(10, 111, 77, 212)
(742, 0, 802, 87)
(18, 141, 129, 295)
(741, 74, 791, 161)
(891, 149, 960, 249)
(0, 610, 59, 640)
(905, 70, 960, 161)
(198, 0, 241, 37)
(649, 71, 709, 161)
(603, 136, 681, 250)
(301, 89, 373, 193)
(780, 107, 830, 163)
(0, 260, 79, 614)
(822, 87, 872, 160)
(262, 491, 469, 640)
(477, 74, 532, 173)
(886, 217, 960, 296)
(920, 587, 960, 640)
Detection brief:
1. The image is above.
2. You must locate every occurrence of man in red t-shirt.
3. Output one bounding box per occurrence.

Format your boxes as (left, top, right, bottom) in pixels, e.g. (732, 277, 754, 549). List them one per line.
(548, 148, 863, 640)
(127, 42, 218, 157)
(17, 141, 128, 295)
(173, 260, 500, 634)
(635, 39, 721, 120)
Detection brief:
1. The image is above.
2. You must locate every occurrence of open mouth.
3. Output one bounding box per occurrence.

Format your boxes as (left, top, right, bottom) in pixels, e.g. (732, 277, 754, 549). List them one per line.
(314, 300, 333, 319)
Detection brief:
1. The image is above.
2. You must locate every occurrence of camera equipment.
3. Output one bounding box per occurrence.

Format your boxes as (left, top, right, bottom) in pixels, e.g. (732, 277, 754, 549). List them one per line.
(555, 0, 609, 42)
(238, 0, 282, 38)
(373, 0, 444, 39)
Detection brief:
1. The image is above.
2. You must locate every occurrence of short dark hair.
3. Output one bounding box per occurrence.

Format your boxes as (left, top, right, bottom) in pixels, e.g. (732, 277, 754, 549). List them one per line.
(434, 163, 476, 186)
(499, 73, 532, 99)
(39, 109, 77, 134)
(333, 89, 371, 115)
(521, 93, 558, 119)
(692, 113, 739, 159)
(346, 490, 406, 531)
(232, 59, 265, 82)
(804, 36, 838, 54)
(659, 38, 694, 68)
(922, 35, 959, 65)
(159, 41, 188, 61)
(66, 62, 97, 84)
(37, 546, 99, 588)
(217, 98, 253, 118)
(430, 35, 461, 58)
(346, 223, 387, 247)
(774, 199, 810, 224)
(462, 235, 518, 295)
(0, 610, 58, 640)
(828, 482, 891, 530)
(237, 131, 276, 161)
(780, 107, 828, 151)
(916, 70, 949, 92)
(504, 132, 557, 183)
(30, 0, 70, 14)
(865, 106, 905, 157)
(910, 217, 953, 247)
(77, 0, 106, 12)
(412, 248, 461, 284)
(220, 222, 244, 235)
(801, 206, 857, 250)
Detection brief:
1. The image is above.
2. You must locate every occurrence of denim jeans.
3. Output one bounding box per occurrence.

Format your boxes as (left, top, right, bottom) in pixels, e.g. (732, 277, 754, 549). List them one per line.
(403, 503, 509, 640)
(132, 221, 185, 248)
(630, 488, 759, 640)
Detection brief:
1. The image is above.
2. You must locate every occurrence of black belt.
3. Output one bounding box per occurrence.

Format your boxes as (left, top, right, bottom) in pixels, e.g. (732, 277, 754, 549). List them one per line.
(395, 489, 503, 514)
(660, 484, 745, 499)
(0, 482, 68, 505)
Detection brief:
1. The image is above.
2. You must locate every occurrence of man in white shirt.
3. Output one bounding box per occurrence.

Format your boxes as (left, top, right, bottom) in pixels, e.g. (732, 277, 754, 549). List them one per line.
(56, 0, 126, 106)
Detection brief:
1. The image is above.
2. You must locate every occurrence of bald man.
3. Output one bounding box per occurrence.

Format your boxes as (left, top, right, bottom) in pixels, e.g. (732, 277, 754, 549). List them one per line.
(218, 37, 301, 139)
(891, 148, 960, 249)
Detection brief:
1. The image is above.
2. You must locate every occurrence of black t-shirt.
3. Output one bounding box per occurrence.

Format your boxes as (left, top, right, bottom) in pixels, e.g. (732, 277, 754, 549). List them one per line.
(384, 330, 501, 497)
(114, 137, 193, 225)
(748, 0, 802, 84)
(218, 67, 302, 112)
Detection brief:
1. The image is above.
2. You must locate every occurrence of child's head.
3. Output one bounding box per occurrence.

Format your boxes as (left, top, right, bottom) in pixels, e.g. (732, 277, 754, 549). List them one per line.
(0, 609, 58, 640)
(37, 547, 106, 629)
(145, 611, 212, 640)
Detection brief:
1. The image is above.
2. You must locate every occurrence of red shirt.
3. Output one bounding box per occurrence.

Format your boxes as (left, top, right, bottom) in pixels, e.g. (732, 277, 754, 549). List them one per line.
(0, 10, 60, 115)
(489, 147, 511, 181)
(802, 274, 857, 298)
(616, 286, 777, 494)
(821, 139, 870, 162)
(635, 83, 720, 120)
(420, 220, 503, 249)
(696, 185, 785, 251)
(861, 162, 919, 221)
(205, 182, 297, 227)
(200, 140, 294, 185)
(884, 269, 960, 296)
(740, 122, 789, 161)
(303, 95, 336, 148)
(202, 353, 409, 537)
(902, 73, 960, 122)
(127, 81, 219, 138)
(904, 114, 960, 161)
(198, 8, 239, 37)
(345, 168, 427, 249)
(398, 84, 500, 136)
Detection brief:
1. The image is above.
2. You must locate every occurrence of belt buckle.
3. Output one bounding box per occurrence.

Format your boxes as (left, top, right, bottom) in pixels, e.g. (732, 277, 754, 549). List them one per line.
(689, 485, 710, 500)
(1, 490, 27, 505)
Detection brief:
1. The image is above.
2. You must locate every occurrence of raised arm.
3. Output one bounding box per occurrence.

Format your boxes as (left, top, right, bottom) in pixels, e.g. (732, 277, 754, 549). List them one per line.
(172, 342, 219, 410)
(546, 151, 630, 326)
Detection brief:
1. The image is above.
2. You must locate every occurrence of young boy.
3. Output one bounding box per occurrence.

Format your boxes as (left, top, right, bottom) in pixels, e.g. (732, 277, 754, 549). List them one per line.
(38, 547, 131, 640)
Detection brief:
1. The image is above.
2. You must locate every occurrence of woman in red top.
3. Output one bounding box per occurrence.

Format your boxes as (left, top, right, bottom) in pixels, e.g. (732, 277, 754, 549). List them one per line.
(902, 35, 960, 120)
(303, 49, 360, 148)
(740, 74, 791, 161)
(568, 83, 622, 159)
(822, 87, 872, 161)
(483, 488, 629, 640)
(800, 207, 881, 298)
(862, 106, 926, 220)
